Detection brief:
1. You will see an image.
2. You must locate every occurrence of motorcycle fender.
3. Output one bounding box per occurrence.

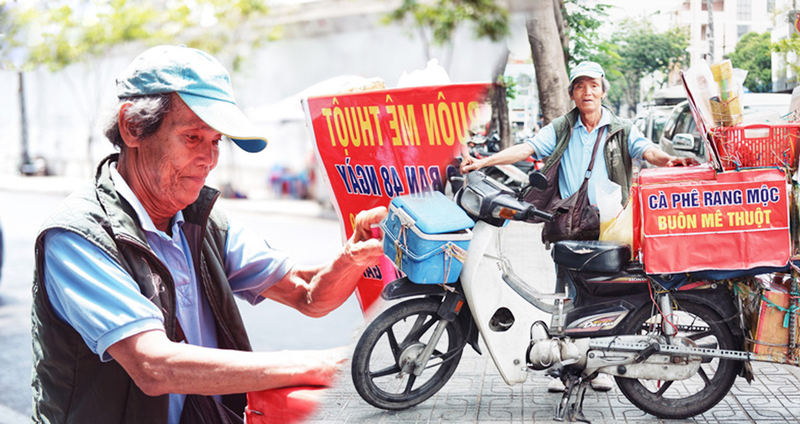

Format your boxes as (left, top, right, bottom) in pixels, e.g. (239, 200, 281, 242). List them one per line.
(460, 223, 543, 385)
(673, 286, 743, 340)
(380, 278, 482, 355)
(457, 302, 482, 355)
(381, 277, 450, 300)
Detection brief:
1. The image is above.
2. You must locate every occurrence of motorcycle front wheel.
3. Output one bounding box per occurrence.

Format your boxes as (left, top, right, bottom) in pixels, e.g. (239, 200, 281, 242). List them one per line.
(351, 297, 466, 410)
(615, 297, 741, 419)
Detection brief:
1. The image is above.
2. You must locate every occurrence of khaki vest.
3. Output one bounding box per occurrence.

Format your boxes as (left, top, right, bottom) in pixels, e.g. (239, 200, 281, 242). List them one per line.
(31, 154, 251, 423)
(542, 107, 633, 205)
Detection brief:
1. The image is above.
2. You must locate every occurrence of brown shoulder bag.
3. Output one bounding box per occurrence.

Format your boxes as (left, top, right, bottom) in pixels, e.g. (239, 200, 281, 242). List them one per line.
(526, 129, 604, 245)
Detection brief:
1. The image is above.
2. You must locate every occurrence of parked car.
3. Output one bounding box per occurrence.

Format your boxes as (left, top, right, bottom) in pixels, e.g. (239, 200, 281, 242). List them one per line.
(659, 92, 792, 163)
(634, 105, 674, 143)
(635, 85, 687, 143)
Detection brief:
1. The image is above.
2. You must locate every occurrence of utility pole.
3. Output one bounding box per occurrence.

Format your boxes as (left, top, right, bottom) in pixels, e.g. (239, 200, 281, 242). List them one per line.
(706, 0, 714, 63)
(14, 0, 32, 176)
(18, 69, 31, 175)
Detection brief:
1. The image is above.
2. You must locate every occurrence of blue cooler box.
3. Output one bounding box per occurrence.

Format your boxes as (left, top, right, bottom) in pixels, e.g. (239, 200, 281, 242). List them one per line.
(381, 191, 474, 284)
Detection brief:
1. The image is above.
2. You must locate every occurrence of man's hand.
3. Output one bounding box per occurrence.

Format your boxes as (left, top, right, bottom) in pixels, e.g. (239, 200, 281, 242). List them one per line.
(643, 146, 701, 168)
(461, 143, 534, 173)
(344, 206, 388, 266)
(460, 155, 485, 173)
(665, 156, 701, 167)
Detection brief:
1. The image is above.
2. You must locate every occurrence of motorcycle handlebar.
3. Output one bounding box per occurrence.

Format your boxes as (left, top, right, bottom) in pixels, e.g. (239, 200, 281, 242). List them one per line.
(527, 207, 553, 222)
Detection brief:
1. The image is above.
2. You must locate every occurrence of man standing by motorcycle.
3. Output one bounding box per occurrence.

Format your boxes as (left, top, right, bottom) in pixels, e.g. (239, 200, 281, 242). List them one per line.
(461, 61, 699, 391)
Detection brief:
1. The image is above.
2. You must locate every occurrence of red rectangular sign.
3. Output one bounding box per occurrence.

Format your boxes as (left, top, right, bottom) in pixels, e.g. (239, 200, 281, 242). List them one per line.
(639, 167, 791, 274)
(303, 83, 493, 313)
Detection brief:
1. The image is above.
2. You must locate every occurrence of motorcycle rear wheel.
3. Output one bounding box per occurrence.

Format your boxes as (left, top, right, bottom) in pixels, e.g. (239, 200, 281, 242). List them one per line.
(351, 297, 465, 410)
(615, 298, 741, 419)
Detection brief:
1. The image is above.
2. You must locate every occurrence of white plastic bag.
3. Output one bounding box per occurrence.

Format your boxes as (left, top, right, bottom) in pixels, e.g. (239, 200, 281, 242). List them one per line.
(397, 59, 451, 88)
(596, 179, 622, 230)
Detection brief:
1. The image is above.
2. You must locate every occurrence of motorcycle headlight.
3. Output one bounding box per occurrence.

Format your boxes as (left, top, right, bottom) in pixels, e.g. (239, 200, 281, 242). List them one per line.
(458, 187, 483, 216)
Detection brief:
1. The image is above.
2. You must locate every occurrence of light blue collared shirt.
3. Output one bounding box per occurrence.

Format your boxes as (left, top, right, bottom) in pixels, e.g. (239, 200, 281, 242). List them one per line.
(43, 166, 295, 423)
(526, 108, 655, 204)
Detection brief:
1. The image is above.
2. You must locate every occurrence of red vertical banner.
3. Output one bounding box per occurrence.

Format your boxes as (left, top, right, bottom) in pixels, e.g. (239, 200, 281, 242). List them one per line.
(302, 83, 493, 314)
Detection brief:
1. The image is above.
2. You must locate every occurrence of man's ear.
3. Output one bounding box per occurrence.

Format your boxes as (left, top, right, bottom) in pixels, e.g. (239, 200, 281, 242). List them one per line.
(118, 103, 142, 149)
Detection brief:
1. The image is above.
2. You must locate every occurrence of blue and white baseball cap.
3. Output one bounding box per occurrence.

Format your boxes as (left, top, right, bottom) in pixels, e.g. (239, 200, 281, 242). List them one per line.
(116, 45, 267, 153)
(569, 61, 605, 84)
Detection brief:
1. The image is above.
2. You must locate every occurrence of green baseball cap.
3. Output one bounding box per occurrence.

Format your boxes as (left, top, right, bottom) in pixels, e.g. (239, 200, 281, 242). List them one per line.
(569, 61, 605, 84)
(116, 45, 267, 153)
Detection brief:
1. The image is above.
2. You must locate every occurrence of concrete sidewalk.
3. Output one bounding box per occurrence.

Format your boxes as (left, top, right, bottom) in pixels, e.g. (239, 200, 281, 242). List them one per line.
(308, 222, 800, 424)
(310, 352, 800, 424)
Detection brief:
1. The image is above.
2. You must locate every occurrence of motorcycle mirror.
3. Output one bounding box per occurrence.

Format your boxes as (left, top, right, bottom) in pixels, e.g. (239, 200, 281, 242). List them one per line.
(528, 171, 548, 191)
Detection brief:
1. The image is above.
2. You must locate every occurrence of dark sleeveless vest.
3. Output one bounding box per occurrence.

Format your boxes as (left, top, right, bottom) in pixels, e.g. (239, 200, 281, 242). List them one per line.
(542, 106, 634, 205)
(31, 154, 251, 423)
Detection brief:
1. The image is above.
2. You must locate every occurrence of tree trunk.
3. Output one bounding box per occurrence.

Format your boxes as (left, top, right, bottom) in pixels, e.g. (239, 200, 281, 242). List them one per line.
(552, 0, 570, 65)
(620, 74, 637, 118)
(489, 48, 512, 149)
(527, 1, 570, 127)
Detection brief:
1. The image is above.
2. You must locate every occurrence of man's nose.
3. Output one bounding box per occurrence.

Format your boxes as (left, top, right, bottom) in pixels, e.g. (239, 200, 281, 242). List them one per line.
(197, 140, 219, 167)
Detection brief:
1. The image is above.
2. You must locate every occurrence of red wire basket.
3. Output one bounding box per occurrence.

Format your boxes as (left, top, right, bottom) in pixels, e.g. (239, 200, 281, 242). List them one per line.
(711, 123, 800, 171)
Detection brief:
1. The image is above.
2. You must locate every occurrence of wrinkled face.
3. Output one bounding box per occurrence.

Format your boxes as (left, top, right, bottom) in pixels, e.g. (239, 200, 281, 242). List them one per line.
(570, 76, 605, 115)
(137, 97, 221, 211)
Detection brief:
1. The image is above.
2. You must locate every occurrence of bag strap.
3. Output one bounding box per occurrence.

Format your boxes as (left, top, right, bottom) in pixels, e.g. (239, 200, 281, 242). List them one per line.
(583, 127, 606, 183)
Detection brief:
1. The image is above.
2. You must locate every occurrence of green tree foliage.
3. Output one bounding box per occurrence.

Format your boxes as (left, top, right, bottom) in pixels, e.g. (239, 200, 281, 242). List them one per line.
(606, 20, 688, 114)
(382, 0, 510, 68)
(772, 33, 800, 87)
(5, 0, 277, 73)
(19, 0, 177, 72)
(564, 0, 613, 66)
(0, 3, 25, 70)
(727, 32, 772, 92)
(172, 0, 281, 72)
(1, 0, 276, 172)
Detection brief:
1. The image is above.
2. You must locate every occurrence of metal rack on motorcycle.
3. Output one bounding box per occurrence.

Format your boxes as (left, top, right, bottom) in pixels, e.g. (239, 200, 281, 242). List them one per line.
(710, 123, 800, 170)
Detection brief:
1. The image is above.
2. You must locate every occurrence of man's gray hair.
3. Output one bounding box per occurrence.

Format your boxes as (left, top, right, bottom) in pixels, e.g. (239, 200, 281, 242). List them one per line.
(103, 93, 173, 149)
(568, 77, 610, 96)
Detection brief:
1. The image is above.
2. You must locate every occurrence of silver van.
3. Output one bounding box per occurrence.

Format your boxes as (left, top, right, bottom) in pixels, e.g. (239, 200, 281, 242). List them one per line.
(659, 93, 792, 163)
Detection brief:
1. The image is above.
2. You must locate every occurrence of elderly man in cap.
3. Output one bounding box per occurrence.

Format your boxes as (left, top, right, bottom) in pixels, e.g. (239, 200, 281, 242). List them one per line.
(461, 61, 698, 392)
(31, 45, 386, 423)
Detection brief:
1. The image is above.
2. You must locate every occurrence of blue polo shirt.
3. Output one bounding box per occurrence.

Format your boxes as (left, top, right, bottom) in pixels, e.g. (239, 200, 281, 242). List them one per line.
(526, 109, 654, 204)
(42, 166, 295, 423)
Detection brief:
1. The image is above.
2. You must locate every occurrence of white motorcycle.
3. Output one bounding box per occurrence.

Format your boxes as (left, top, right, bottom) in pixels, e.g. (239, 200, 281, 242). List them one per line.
(351, 170, 754, 422)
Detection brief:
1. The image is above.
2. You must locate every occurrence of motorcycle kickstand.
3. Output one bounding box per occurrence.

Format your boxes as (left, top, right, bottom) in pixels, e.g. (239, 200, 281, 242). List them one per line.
(553, 376, 591, 423)
(553, 377, 573, 422)
(567, 378, 592, 424)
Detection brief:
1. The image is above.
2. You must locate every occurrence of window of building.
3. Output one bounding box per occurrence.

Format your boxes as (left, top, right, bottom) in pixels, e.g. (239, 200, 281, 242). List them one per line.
(737, 24, 750, 38)
(701, 0, 724, 12)
(767, 0, 775, 13)
(737, 0, 751, 20)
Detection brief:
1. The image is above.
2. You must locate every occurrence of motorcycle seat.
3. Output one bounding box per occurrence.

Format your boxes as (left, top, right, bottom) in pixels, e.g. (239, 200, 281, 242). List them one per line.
(551, 240, 630, 273)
